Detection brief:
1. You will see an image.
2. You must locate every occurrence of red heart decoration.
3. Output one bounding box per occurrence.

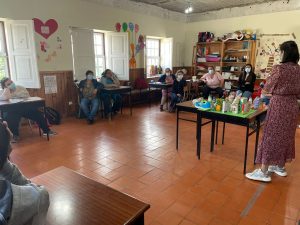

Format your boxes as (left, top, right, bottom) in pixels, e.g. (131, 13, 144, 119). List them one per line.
(33, 18, 58, 39)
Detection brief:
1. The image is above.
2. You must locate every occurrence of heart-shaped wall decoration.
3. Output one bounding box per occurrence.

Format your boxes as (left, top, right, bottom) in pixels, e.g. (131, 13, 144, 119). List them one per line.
(33, 18, 58, 39)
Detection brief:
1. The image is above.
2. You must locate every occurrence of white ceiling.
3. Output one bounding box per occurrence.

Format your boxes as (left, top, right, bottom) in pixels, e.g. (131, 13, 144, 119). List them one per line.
(130, 0, 280, 13)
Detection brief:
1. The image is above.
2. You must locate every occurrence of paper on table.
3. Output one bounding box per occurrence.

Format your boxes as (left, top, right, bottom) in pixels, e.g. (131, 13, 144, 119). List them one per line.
(9, 98, 25, 103)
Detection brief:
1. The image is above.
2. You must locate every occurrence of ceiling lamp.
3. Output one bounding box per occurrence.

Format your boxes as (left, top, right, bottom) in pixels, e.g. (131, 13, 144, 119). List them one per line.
(184, 4, 193, 13)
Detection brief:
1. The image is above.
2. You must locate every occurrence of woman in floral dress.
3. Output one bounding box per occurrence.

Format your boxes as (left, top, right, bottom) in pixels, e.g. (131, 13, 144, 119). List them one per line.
(246, 41, 300, 182)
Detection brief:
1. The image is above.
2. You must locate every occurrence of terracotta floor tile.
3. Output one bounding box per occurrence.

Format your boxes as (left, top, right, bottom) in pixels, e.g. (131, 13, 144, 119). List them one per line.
(185, 207, 214, 225)
(216, 206, 241, 225)
(155, 210, 184, 225)
(272, 203, 299, 220)
(238, 216, 268, 225)
(247, 205, 272, 223)
(268, 213, 297, 225)
(209, 218, 234, 225)
(179, 220, 197, 225)
(168, 202, 193, 217)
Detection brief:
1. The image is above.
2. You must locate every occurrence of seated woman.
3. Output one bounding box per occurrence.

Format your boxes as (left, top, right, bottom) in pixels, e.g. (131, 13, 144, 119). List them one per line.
(0, 78, 56, 143)
(237, 64, 256, 98)
(100, 69, 122, 117)
(0, 121, 50, 225)
(200, 66, 224, 99)
(158, 68, 175, 111)
(79, 70, 101, 124)
(169, 70, 186, 112)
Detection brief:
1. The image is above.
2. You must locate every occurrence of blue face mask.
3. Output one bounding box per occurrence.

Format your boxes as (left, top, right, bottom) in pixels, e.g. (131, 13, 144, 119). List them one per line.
(8, 83, 16, 91)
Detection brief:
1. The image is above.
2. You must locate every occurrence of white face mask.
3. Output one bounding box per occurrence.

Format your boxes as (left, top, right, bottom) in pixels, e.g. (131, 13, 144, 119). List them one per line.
(245, 68, 251, 73)
(166, 72, 171, 76)
(208, 69, 214, 75)
(87, 74, 94, 80)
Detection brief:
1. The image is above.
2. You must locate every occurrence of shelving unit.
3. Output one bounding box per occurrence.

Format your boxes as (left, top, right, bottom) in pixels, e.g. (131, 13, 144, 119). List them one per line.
(192, 40, 257, 81)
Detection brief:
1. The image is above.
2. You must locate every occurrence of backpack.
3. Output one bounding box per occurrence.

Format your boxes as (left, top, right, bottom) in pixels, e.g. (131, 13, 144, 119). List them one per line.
(45, 107, 61, 125)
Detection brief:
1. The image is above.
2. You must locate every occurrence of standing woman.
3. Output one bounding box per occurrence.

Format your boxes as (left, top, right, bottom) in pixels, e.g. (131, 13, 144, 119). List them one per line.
(246, 41, 300, 182)
(237, 64, 256, 99)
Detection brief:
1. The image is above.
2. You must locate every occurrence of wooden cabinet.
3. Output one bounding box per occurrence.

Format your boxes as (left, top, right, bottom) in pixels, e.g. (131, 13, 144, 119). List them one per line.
(192, 40, 256, 82)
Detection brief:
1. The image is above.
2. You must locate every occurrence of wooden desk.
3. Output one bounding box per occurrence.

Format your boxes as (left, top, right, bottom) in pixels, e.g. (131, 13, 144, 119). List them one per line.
(32, 167, 150, 225)
(0, 97, 49, 140)
(176, 100, 267, 174)
(102, 86, 132, 119)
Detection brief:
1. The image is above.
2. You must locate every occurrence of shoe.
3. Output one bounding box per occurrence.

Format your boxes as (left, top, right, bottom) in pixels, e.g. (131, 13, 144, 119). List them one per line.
(11, 135, 19, 143)
(160, 105, 163, 111)
(268, 165, 287, 177)
(245, 169, 271, 182)
(87, 119, 94, 125)
(43, 130, 57, 136)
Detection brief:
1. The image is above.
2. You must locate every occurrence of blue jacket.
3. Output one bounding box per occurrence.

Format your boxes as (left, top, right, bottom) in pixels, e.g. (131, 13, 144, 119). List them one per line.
(158, 74, 176, 83)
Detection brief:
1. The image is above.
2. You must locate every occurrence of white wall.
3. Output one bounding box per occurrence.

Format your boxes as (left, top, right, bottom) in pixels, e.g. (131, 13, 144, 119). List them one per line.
(184, 10, 300, 66)
(0, 0, 186, 71)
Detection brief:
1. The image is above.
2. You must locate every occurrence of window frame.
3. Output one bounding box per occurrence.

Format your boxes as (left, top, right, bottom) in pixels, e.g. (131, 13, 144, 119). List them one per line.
(93, 31, 106, 78)
(0, 21, 10, 80)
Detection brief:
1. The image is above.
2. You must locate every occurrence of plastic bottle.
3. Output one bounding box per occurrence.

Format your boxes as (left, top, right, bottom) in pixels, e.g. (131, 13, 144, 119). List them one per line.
(208, 95, 212, 102)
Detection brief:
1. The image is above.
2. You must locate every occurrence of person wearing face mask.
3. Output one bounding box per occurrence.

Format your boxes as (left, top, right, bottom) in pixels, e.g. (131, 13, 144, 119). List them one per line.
(79, 70, 102, 124)
(200, 66, 224, 99)
(246, 41, 300, 182)
(158, 68, 176, 111)
(0, 78, 57, 142)
(100, 69, 122, 118)
(237, 64, 256, 98)
(0, 121, 50, 225)
(169, 70, 186, 112)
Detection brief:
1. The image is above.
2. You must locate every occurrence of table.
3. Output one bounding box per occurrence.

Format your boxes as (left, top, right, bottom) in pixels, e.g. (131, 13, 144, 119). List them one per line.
(176, 100, 267, 174)
(148, 82, 173, 108)
(0, 97, 49, 140)
(32, 167, 150, 225)
(101, 86, 132, 119)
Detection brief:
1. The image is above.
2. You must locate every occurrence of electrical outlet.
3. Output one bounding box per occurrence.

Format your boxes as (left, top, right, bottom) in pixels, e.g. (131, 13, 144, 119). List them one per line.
(68, 101, 73, 105)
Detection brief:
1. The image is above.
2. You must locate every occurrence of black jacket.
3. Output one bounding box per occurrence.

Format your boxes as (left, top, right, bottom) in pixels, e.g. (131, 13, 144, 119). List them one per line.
(238, 72, 256, 93)
(0, 180, 12, 225)
(172, 79, 186, 96)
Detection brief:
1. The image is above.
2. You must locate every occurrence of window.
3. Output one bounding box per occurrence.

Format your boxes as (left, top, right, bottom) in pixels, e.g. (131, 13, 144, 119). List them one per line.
(0, 22, 9, 80)
(93, 32, 105, 77)
(146, 38, 160, 76)
(0, 20, 40, 88)
(71, 28, 129, 80)
(146, 37, 173, 77)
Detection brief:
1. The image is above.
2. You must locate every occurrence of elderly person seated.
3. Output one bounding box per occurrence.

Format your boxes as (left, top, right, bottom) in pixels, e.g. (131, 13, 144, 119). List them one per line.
(0, 78, 56, 142)
(78, 70, 102, 124)
(169, 70, 186, 112)
(200, 66, 224, 99)
(100, 69, 122, 118)
(158, 68, 175, 111)
(237, 64, 256, 99)
(0, 121, 50, 225)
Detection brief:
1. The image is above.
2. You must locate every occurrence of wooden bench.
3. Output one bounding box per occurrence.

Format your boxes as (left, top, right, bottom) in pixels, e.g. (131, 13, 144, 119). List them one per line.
(32, 167, 150, 225)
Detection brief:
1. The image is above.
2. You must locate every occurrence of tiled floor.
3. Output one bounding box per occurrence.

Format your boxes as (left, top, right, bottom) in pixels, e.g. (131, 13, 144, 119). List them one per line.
(11, 104, 300, 225)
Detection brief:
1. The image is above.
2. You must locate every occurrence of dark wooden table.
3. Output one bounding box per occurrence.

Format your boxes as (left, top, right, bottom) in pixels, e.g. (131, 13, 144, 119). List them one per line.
(32, 167, 150, 225)
(0, 97, 49, 140)
(176, 100, 267, 174)
(148, 82, 173, 108)
(101, 86, 132, 119)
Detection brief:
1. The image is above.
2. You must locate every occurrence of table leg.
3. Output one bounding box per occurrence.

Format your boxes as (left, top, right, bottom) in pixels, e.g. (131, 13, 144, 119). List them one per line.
(222, 122, 225, 145)
(148, 86, 151, 107)
(215, 121, 219, 144)
(254, 118, 261, 164)
(130, 90, 132, 116)
(133, 214, 145, 225)
(197, 112, 202, 159)
(176, 109, 179, 150)
(210, 120, 215, 152)
(166, 88, 169, 110)
(109, 94, 112, 120)
(43, 106, 49, 141)
(243, 124, 250, 174)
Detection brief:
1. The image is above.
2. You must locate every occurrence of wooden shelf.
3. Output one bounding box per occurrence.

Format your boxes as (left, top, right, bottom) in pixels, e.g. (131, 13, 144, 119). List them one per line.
(225, 50, 249, 53)
(197, 42, 222, 45)
(222, 61, 247, 64)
